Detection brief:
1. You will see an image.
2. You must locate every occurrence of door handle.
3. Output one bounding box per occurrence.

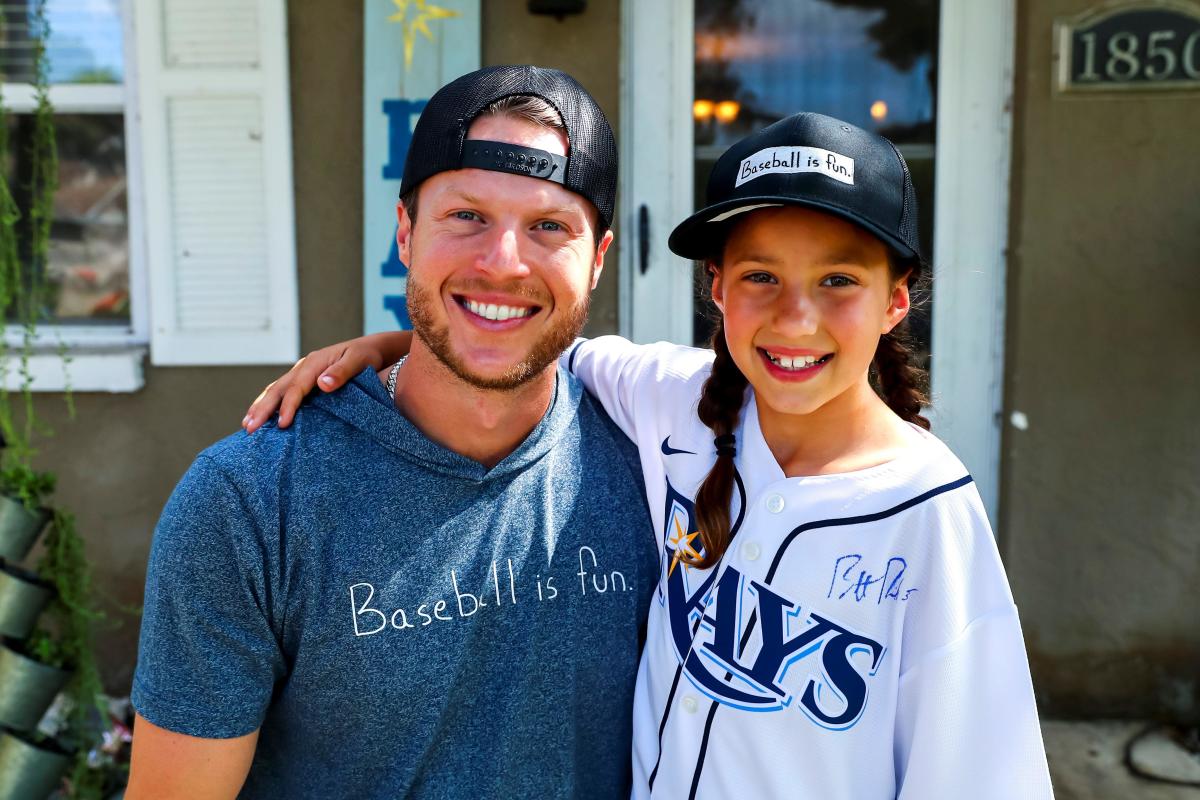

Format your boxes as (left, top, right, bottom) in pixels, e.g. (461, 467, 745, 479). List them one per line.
(638, 204, 650, 275)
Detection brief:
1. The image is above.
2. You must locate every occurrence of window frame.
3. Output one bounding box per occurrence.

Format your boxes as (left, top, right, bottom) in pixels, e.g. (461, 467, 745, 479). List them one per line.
(0, 0, 148, 378)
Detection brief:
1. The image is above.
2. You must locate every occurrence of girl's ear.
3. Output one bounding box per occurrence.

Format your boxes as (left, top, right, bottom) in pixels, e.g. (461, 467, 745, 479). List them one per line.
(709, 263, 725, 313)
(883, 272, 912, 334)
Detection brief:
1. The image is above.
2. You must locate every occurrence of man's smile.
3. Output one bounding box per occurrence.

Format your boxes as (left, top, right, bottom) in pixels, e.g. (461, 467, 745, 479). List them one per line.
(454, 294, 541, 323)
(462, 299, 537, 321)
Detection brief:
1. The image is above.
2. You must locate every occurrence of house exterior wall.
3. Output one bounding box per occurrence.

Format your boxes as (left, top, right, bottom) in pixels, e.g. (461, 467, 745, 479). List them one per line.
(1002, 0, 1200, 720)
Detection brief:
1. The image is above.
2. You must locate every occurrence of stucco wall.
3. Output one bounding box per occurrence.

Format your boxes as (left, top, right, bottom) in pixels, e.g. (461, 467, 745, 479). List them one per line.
(1003, 0, 1200, 720)
(27, 0, 622, 693)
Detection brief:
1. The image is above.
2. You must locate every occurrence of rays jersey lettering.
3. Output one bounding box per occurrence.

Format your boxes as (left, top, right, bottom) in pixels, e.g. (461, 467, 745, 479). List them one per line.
(662, 479, 885, 729)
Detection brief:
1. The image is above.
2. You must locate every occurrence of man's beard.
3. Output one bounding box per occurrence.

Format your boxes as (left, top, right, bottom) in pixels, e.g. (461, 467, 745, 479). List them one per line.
(406, 274, 590, 391)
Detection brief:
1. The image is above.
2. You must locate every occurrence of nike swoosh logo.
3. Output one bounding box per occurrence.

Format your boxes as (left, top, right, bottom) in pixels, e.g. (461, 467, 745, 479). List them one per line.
(661, 436, 696, 456)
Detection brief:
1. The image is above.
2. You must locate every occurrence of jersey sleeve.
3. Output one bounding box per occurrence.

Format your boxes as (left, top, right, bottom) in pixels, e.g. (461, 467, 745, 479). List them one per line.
(892, 607, 1053, 798)
(132, 454, 286, 739)
(892, 483, 1053, 798)
(563, 336, 715, 442)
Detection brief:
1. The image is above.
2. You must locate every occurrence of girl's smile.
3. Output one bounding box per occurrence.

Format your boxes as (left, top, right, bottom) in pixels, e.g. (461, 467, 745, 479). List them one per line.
(758, 347, 833, 381)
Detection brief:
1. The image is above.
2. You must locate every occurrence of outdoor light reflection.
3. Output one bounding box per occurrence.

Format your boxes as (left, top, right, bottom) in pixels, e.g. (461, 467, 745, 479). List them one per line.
(714, 100, 740, 123)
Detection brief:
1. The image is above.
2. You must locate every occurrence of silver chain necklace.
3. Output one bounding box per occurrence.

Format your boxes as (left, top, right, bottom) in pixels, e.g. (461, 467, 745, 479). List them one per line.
(386, 356, 407, 400)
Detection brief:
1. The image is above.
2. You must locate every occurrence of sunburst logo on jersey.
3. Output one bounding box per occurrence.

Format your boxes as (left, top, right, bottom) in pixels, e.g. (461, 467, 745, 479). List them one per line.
(387, 0, 461, 69)
(667, 515, 702, 576)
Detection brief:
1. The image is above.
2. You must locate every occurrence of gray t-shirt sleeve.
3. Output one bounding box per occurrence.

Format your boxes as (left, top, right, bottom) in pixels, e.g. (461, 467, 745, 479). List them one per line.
(132, 453, 286, 739)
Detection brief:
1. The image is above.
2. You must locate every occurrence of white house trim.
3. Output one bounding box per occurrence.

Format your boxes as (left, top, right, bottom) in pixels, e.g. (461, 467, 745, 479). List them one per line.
(929, 0, 1018, 523)
(618, 0, 695, 344)
(0, 348, 146, 393)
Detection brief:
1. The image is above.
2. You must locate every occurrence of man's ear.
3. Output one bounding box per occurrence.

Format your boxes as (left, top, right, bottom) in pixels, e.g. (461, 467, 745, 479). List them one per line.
(883, 272, 912, 334)
(396, 201, 414, 265)
(709, 264, 725, 313)
(590, 229, 615, 290)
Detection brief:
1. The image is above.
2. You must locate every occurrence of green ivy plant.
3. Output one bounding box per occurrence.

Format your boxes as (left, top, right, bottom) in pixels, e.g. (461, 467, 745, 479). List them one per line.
(0, 0, 59, 504)
(0, 3, 107, 798)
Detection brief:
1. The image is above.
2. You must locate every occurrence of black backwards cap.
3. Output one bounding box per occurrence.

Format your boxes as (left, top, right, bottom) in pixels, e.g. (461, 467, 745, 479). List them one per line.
(669, 111, 923, 263)
(400, 65, 618, 228)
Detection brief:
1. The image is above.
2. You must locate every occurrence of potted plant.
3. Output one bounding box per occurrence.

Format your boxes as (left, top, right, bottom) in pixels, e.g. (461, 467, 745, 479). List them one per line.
(0, 633, 72, 732)
(0, 559, 54, 639)
(0, 466, 54, 562)
(0, 510, 106, 800)
(4, 508, 107, 799)
(0, 727, 72, 799)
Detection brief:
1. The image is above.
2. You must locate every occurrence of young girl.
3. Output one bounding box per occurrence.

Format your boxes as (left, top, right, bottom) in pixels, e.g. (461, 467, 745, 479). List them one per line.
(244, 112, 1052, 799)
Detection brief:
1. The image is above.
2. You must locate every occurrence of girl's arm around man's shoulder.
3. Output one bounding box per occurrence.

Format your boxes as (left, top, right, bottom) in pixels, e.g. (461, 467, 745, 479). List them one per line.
(563, 336, 716, 442)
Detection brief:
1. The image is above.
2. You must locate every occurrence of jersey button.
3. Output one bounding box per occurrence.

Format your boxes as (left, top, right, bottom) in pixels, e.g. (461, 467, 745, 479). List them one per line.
(741, 542, 761, 561)
(766, 494, 785, 514)
(682, 696, 699, 713)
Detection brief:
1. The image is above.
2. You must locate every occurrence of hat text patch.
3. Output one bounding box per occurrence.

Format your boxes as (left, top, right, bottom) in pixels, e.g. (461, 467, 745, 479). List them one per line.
(735, 146, 855, 188)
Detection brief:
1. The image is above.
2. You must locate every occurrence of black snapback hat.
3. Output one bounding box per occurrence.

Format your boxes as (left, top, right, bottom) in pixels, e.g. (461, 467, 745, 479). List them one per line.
(399, 64, 618, 228)
(668, 112, 922, 263)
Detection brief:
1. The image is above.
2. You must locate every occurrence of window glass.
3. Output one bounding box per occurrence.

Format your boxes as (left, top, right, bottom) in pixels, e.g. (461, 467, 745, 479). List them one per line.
(3, 114, 129, 325)
(0, 0, 124, 84)
(693, 0, 938, 356)
(2, 1, 129, 327)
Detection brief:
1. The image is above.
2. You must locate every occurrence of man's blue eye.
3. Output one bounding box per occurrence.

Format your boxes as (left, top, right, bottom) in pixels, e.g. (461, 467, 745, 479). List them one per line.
(537, 221, 563, 232)
(454, 211, 479, 221)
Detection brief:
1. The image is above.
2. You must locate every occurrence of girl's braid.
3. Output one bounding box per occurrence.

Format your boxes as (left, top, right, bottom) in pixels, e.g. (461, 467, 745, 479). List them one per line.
(689, 321, 749, 568)
(872, 331, 930, 430)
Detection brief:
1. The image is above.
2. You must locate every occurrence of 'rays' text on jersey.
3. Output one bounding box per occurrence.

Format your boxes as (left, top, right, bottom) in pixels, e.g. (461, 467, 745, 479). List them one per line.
(662, 480, 886, 730)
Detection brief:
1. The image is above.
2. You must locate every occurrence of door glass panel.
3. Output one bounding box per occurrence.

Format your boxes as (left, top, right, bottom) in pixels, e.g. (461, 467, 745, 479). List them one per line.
(692, 0, 939, 361)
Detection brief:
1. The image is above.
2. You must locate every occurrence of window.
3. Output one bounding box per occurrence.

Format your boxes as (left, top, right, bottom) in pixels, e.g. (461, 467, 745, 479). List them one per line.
(0, 0, 299, 389)
(1, 0, 141, 350)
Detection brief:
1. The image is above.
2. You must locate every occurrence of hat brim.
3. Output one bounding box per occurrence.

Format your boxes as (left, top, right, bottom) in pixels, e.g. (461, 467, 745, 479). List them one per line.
(667, 196, 920, 263)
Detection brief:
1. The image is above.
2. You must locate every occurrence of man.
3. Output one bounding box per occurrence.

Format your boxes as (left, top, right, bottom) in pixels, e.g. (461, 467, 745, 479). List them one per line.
(128, 66, 657, 799)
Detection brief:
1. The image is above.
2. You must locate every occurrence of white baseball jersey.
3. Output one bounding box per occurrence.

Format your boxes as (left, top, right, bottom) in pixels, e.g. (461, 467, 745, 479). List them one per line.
(565, 337, 1053, 800)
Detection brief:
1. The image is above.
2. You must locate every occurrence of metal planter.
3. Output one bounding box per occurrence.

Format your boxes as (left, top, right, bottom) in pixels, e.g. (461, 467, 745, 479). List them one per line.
(0, 641, 71, 732)
(0, 562, 53, 639)
(0, 495, 50, 564)
(0, 727, 71, 800)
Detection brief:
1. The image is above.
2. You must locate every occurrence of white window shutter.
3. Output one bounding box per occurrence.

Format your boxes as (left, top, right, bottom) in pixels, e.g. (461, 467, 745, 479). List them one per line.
(135, 0, 298, 365)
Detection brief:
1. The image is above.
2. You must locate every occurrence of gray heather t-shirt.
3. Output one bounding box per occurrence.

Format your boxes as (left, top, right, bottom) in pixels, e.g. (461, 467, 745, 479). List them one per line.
(133, 368, 658, 799)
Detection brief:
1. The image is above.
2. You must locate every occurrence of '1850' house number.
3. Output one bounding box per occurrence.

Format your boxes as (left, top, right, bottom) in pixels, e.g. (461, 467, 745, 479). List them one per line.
(1055, 1, 1200, 91)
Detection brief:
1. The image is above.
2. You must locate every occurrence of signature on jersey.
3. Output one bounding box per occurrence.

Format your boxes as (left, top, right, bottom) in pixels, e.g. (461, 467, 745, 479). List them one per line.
(828, 554, 918, 604)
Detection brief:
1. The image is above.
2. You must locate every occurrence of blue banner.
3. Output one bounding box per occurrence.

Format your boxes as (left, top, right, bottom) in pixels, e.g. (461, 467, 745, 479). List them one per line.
(363, 0, 480, 333)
